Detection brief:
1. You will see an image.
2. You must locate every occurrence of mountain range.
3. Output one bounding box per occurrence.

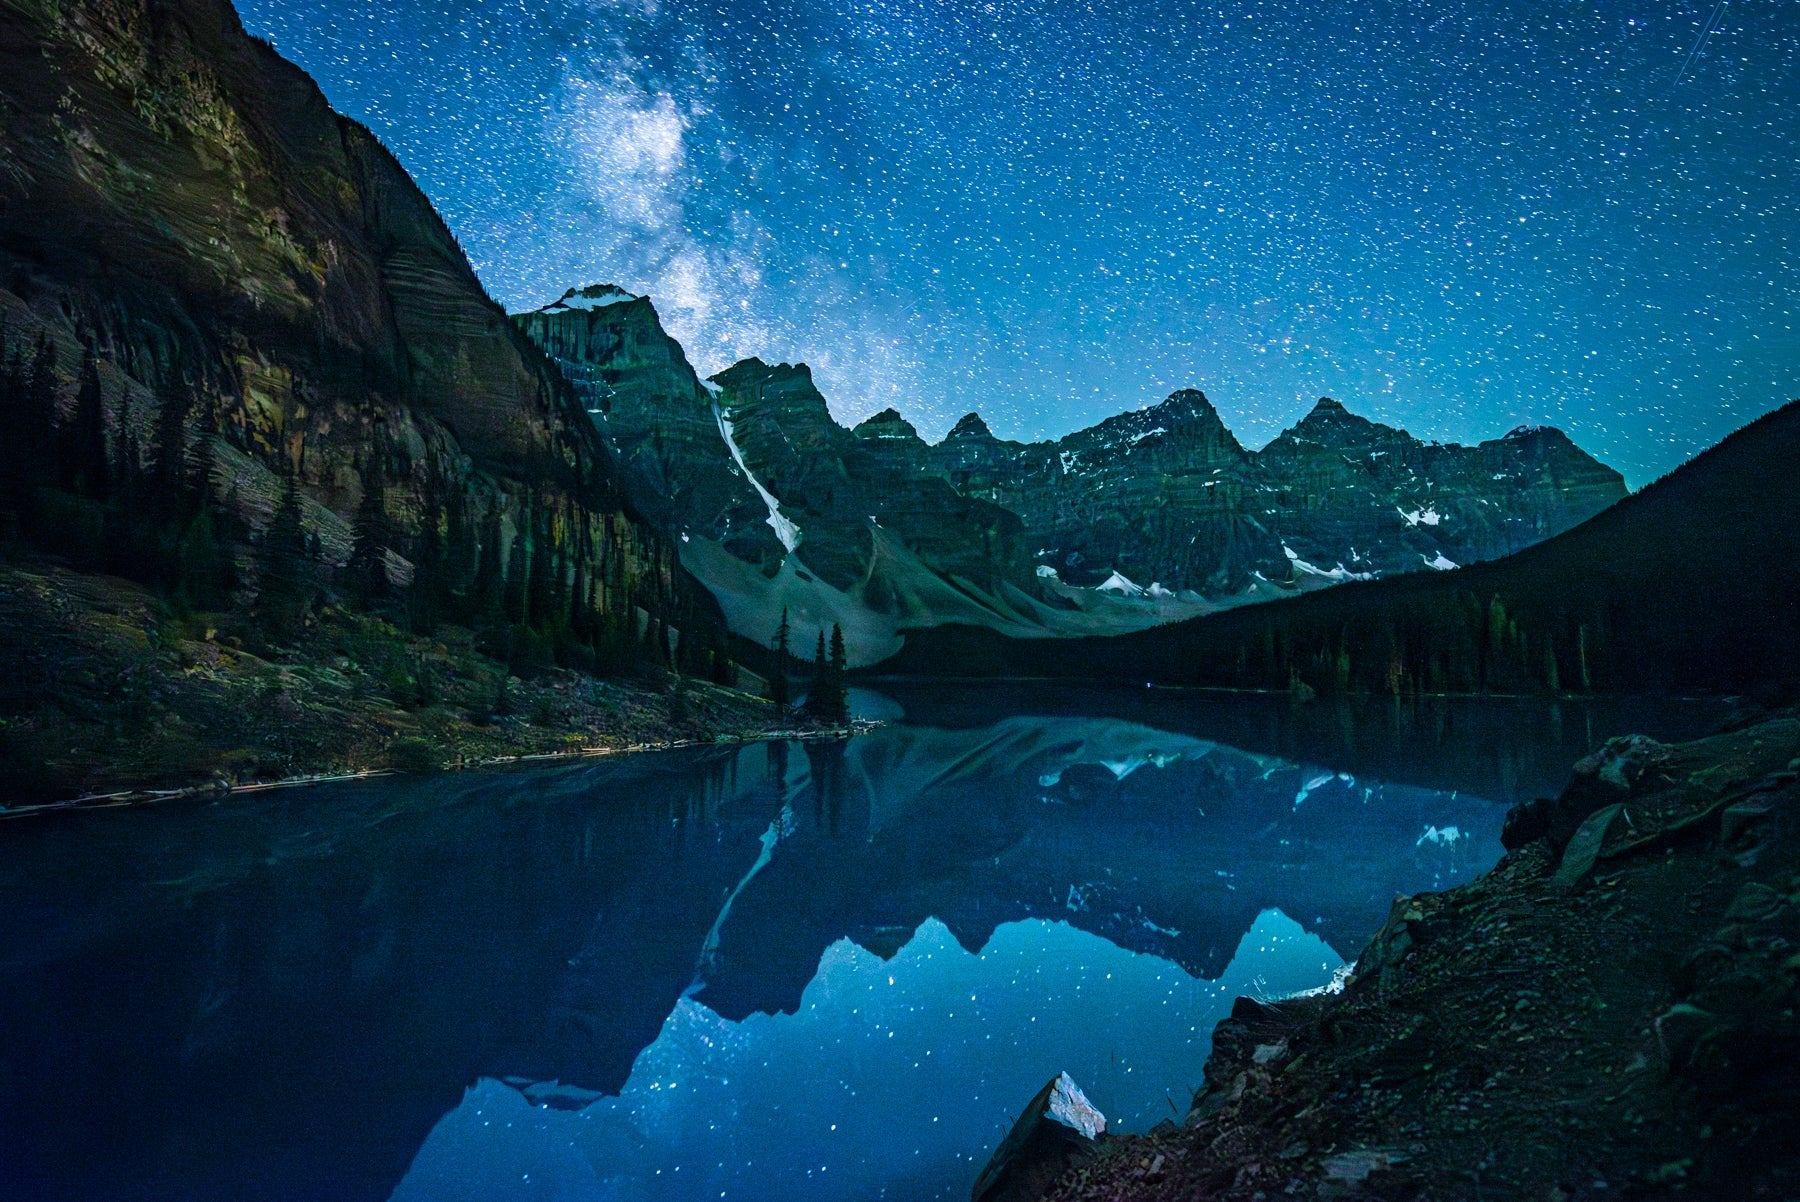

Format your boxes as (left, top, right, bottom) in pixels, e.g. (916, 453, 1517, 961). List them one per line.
(516, 286, 1626, 664)
(879, 398, 1800, 699)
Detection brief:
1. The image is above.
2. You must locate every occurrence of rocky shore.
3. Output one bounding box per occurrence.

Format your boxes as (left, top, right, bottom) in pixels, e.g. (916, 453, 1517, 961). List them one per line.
(0, 562, 837, 809)
(980, 713, 1800, 1200)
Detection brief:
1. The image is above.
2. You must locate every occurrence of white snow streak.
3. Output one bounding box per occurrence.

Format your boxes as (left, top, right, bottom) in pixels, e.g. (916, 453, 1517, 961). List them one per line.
(713, 402, 800, 553)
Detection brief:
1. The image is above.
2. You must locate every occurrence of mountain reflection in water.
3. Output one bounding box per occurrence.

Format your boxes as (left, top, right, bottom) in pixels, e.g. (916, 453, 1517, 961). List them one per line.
(0, 691, 1721, 1201)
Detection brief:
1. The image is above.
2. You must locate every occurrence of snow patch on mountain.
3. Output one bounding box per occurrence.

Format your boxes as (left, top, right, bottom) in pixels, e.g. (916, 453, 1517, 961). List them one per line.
(542, 284, 641, 312)
(1398, 505, 1442, 527)
(1283, 544, 1376, 582)
(1094, 571, 1145, 596)
(713, 403, 800, 554)
(1422, 552, 1460, 571)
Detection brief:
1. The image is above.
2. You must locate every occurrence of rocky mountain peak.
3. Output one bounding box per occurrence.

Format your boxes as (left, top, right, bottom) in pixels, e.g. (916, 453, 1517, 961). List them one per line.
(855, 408, 923, 441)
(947, 412, 995, 440)
(715, 357, 817, 388)
(510, 274, 1629, 655)
(1296, 397, 1366, 428)
(1154, 388, 1223, 421)
(539, 283, 644, 314)
(1275, 395, 1406, 451)
(1502, 424, 1573, 447)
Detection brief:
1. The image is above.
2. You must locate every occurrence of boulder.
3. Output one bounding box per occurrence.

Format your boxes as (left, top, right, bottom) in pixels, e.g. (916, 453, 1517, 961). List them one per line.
(971, 1072, 1108, 1202)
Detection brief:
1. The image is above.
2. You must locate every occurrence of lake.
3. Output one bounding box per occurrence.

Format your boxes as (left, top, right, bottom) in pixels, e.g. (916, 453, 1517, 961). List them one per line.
(0, 688, 1722, 1201)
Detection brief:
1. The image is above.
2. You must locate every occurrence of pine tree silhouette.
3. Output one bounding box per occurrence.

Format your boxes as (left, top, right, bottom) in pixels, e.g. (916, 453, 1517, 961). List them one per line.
(768, 607, 791, 707)
(62, 349, 108, 498)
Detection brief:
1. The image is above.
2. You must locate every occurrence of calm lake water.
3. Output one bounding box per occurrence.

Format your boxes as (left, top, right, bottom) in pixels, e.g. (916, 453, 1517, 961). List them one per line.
(0, 688, 1723, 1201)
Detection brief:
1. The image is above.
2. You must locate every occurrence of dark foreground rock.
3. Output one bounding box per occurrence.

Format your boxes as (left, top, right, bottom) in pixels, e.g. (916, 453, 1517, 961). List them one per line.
(975, 1073, 1112, 1202)
(1008, 715, 1800, 1200)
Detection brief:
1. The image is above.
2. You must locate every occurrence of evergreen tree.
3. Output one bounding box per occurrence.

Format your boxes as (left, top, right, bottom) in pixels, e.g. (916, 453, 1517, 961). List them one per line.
(802, 629, 828, 723)
(469, 513, 506, 623)
(175, 505, 228, 609)
(259, 461, 312, 634)
(102, 393, 148, 577)
(17, 335, 58, 494)
(61, 349, 109, 498)
(826, 622, 849, 722)
(442, 485, 476, 594)
(0, 314, 21, 498)
(348, 464, 392, 606)
(767, 607, 791, 707)
(408, 488, 447, 633)
(527, 505, 557, 628)
(150, 372, 195, 519)
(188, 394, 220, 507)
(501, 525, 529, 625)
(569, 560, 593, 642)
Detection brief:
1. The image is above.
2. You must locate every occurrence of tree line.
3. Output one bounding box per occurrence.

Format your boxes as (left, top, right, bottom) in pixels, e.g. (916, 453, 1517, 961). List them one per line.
(0, 322, 740, 686)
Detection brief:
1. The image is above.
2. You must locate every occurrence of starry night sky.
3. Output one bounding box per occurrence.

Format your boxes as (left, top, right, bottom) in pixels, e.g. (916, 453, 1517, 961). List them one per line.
(238, 0, 1796, 485)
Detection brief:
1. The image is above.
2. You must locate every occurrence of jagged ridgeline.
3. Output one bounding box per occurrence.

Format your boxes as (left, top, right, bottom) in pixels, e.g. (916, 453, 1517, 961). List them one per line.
(880, 401, 1800, 699)
(515, 286, 1625, 667)
(0, 0, 728, 675)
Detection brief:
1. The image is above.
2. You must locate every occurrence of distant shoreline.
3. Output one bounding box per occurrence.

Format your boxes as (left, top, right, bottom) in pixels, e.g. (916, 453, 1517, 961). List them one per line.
(0, 719, 879, 821)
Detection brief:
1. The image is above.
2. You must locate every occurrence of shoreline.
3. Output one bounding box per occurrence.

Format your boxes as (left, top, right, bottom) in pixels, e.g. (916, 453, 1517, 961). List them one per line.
(0, 718, 881, 821)
(1, 561, 870, 809)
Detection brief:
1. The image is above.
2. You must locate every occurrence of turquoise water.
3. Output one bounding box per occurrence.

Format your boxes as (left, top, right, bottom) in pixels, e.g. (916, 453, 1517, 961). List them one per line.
(0, 691, 1719, 1200)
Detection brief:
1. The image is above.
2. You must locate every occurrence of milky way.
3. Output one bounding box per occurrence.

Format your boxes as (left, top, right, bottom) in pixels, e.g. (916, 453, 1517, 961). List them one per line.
(238, 0, 1795, 485)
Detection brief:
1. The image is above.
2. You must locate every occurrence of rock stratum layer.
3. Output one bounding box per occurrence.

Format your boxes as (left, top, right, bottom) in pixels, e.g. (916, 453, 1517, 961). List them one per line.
(516, 290, 1625, 665)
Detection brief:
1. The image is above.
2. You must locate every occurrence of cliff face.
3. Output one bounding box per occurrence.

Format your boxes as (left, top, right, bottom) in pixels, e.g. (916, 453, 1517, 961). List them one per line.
(935, 390, 1276, 595)
(519, 297, 1049, 664)
(0, 0, 692, 648)
(710, 357, 1030, 594)
(1254, 400, 1628, 579)
(512, 288, 782, 568)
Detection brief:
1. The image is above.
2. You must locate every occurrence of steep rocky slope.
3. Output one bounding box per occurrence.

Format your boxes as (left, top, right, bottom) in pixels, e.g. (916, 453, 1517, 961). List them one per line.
(0, 0, 748, 796)
(0, 0, 709, 634)
(519, 294, 1191, 665)
(515, 290, 1623, 664)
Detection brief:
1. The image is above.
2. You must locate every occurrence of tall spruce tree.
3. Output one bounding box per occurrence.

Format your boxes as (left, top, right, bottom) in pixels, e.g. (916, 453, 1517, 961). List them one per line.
(259, 460, 312, 634)
(803, 629, 829, 720)
(826, 623, 849, 723)
(150, 372, 195, 520)
(62, 349, 108, 498)
(768, 607, 792, 707)
(348, 461, 392, 606)
(501, 524, 530, 626)
(409, 487, 448, 633)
